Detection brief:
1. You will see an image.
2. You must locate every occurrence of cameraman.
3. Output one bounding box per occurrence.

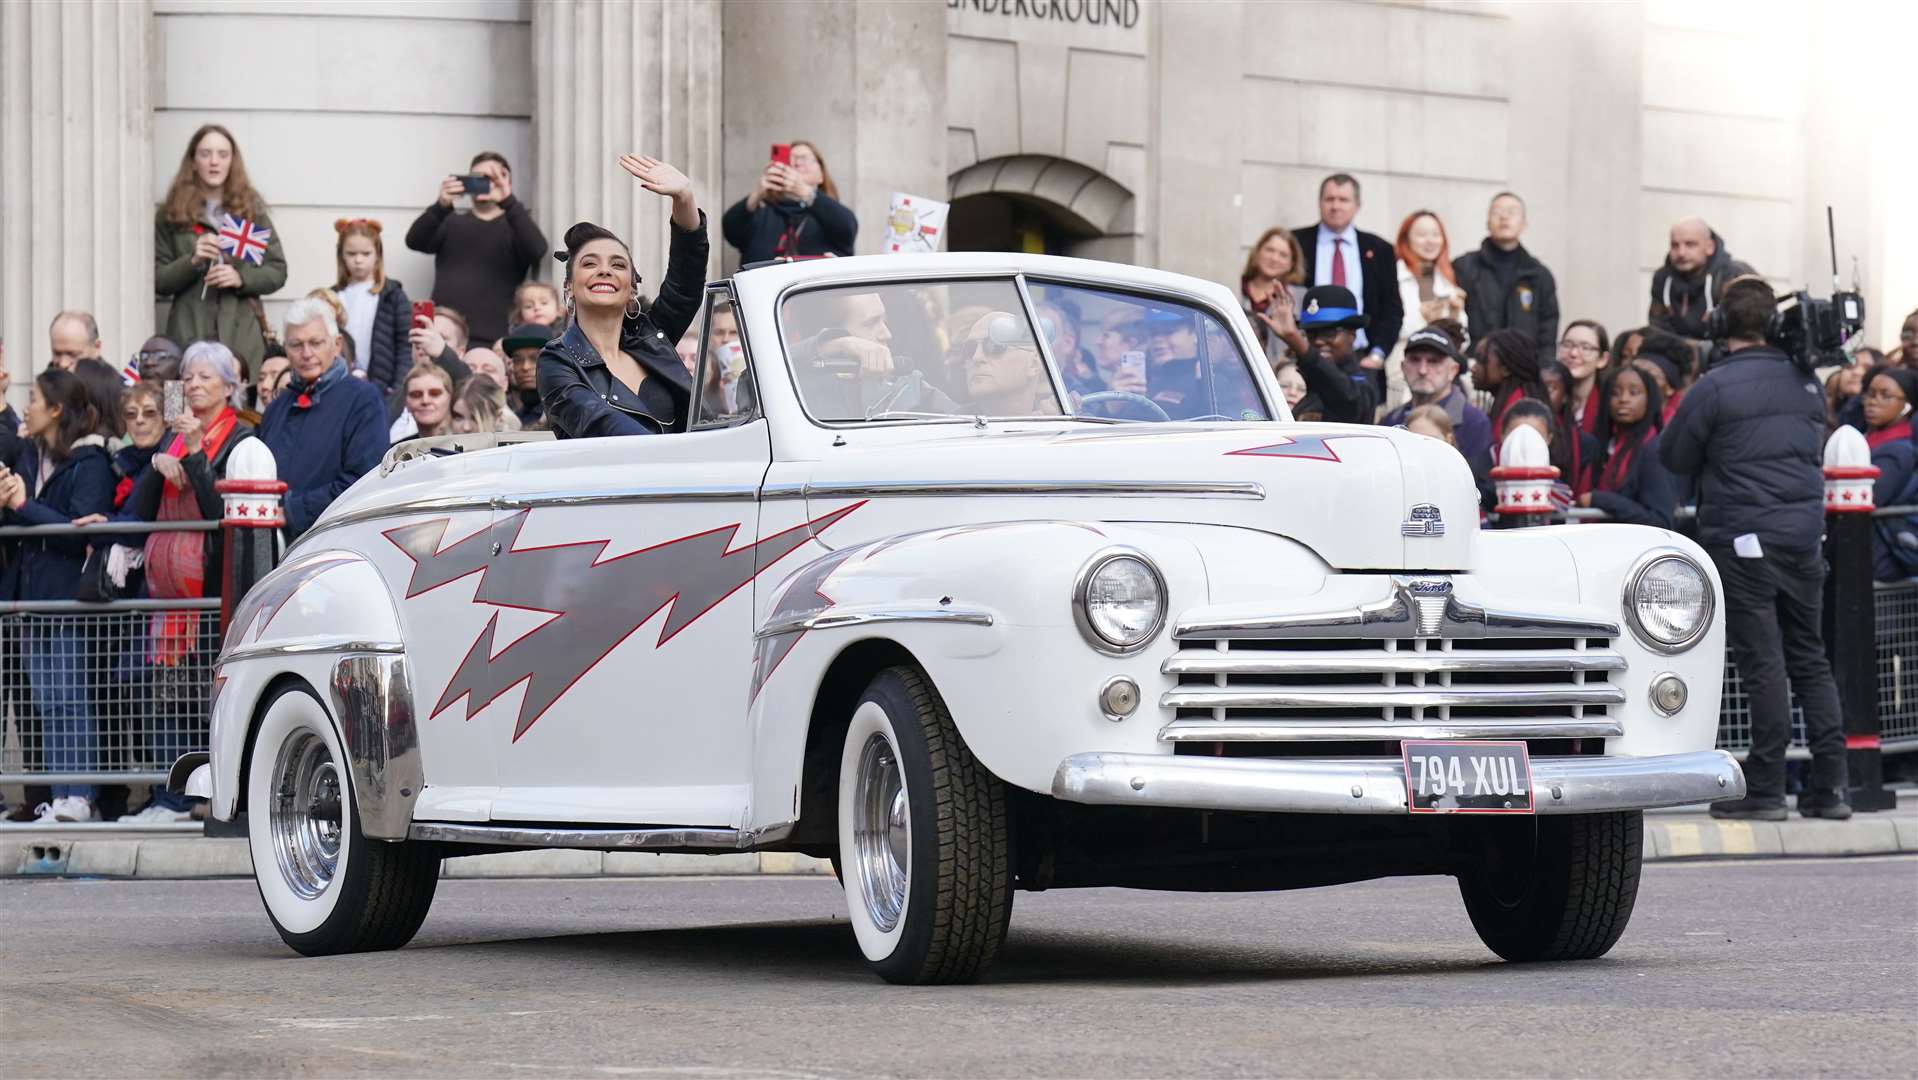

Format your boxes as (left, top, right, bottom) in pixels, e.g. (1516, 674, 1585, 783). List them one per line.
(1659, 277, 1850, 821)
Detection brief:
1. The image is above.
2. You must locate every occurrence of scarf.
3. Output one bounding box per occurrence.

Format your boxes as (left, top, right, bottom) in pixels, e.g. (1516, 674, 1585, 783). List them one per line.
(289, 358, 350, 409)
(1599, 426, 1652, 494)
(1867, 419, 1914, 450)
(161, 407, 238, 496)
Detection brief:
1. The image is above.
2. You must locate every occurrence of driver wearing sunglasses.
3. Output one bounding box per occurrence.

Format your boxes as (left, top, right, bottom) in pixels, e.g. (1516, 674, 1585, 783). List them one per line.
(959, 312, 1059, 418)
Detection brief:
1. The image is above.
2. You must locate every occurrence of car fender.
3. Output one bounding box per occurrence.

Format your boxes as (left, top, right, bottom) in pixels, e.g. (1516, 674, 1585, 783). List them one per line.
(748, 520, 1210, 812)
(207, 549, 421, 839)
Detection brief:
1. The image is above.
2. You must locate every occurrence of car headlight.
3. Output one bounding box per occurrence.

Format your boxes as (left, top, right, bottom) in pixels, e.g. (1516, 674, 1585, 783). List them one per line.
(1073, 550, 1166, 654)
(1622, 551, 1713, 653)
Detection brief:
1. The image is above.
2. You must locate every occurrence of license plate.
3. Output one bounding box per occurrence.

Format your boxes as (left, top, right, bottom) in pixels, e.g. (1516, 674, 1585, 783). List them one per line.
(1402, 740, 1534, 814)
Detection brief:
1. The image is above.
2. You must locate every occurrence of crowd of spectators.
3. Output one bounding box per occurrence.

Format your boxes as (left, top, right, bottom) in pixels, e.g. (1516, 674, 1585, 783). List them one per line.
(0, 119, 1913, 822)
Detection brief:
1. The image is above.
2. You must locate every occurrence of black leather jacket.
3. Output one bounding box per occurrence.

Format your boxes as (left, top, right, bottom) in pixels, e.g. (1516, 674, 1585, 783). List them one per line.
(537, 212, 707, 438)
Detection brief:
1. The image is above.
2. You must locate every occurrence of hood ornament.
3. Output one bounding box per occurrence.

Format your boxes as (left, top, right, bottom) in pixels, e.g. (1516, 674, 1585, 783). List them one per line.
(1400, 503, 1445, 538)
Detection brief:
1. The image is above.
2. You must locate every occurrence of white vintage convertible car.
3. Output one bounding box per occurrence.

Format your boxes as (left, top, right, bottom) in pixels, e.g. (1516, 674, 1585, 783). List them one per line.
(185, 252, 1742, 984)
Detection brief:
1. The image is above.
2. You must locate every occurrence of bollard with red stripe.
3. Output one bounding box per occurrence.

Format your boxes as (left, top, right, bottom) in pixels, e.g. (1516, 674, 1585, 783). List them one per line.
(1821, 427, 1893, 811)
(1489, 422, 1559, 528)
(215, 439, 285, 638)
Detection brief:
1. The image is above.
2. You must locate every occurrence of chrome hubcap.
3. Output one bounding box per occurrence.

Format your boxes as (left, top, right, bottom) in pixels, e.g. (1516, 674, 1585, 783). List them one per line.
(853, 733, 909, 932)
(270, 730, 343, 900)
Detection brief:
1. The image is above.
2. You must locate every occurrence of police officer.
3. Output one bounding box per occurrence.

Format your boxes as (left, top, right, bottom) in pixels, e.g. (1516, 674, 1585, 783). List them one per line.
(1659, 277, 1850, 820)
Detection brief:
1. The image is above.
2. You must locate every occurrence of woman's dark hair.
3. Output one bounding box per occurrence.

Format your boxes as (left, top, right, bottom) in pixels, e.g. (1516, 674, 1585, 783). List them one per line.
(1594, 362, 1665, 447)
(555, 221, 630, 289)
(1865, 366, 1918, 427)
(1539, 359, 1571, 404)
(32, 369, 95, 462)
(1482, 329, 1543, 400)
(71, 357, 126, 439)
(1564, 318, 1610, 358)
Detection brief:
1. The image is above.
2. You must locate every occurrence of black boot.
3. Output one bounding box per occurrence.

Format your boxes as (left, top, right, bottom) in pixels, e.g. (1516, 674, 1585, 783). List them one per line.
(1796, 790, 1853, 820)
(1709, 796, 1788, 821)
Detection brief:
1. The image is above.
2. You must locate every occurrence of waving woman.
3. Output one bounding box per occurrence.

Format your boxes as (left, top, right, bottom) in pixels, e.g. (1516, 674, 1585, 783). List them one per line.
(538, 155, 707, 439)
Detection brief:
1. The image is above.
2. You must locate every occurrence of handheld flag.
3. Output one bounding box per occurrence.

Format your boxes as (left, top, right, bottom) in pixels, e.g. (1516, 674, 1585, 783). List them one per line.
(218, 214, 272, 266)
(120, 357, 141, 385)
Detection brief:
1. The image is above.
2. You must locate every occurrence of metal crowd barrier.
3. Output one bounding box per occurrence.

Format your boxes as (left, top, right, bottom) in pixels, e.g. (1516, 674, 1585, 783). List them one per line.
(0, 520, 221, 786)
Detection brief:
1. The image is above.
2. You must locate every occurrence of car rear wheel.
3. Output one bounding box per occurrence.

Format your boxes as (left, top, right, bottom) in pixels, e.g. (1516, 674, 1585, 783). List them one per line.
(1458, 810, 1643, 962)
(247, 683, 441, 956)
(836, 665, 1012, 984)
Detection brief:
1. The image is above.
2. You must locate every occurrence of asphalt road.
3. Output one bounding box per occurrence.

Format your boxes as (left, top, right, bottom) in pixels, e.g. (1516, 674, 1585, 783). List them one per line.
(3, 857, 1914, 1079)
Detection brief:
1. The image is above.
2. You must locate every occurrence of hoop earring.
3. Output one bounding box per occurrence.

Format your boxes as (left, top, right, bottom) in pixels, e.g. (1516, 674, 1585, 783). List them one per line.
(626, 294, 641, 320)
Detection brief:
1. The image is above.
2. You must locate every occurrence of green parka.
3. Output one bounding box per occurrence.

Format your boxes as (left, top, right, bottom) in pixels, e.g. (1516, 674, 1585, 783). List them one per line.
(154, 207, 288, 370)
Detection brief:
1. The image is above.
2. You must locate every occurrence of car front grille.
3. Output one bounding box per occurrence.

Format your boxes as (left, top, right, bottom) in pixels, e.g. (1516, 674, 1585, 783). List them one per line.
(1161, 578, 1626, 748)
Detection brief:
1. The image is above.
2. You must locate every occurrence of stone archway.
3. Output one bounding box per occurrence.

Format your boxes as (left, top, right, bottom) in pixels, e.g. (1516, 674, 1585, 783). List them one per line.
(946, 155, 1136, 262)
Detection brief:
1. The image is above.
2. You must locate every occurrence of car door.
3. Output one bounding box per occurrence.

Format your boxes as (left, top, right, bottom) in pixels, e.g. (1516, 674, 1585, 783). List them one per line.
(470, 288, 777, 826)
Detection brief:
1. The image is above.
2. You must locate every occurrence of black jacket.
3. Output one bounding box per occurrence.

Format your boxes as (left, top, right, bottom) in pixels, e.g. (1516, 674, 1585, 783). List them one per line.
(1451, 240, 1560, 361)
(361, 278, 417, 397)
(1591, 429, 1680, 529)
(722, 195, 857, 263)
(1292, 224, 1403, 358)
(0, 440, 115, 602)
(538, 213, 705, 439)
(0, 406, 19, 480)
(404, 196, 548, 342)
(129, 423, 256, 598)
(1649, 229, 1755, 343)
(1659, 344, 1826, 550)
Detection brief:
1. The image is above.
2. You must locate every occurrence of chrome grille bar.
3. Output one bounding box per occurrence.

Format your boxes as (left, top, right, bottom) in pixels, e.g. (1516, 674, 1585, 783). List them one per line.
(1162, 648, 1624, 677)
(1158, 718, 1624, 743)
(1160, 684, 1626, 711)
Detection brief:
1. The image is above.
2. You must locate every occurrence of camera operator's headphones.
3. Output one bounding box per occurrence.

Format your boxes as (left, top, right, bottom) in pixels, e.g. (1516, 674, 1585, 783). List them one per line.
(1706, 274, 1780, 342)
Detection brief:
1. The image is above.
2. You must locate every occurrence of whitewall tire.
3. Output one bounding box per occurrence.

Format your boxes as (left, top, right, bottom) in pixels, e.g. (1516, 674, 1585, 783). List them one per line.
(246, 683, 440, 955)
(835, 666, 1012, 984)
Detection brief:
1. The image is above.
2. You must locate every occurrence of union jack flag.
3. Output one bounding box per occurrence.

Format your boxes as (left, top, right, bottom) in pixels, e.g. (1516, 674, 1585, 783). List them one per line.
(217, 213, 272, 266)
(120, 357, 141, 385)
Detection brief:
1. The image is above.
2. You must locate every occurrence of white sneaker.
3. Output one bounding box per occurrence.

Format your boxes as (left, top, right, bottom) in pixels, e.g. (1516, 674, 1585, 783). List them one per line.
(46, 796, 94, 823)
(118, 803, 194, 824)
(0, 803, 51, 826)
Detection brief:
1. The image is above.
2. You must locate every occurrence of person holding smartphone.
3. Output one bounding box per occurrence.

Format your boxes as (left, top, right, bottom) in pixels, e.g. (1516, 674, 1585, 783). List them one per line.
(404, 151, 549, 344)
(722, 139, 858, 264)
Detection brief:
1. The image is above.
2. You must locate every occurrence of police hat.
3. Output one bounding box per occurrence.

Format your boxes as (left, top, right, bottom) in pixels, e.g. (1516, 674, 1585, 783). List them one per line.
(1402, 327, 1462, 364)
(1298, 285, 1366, 330)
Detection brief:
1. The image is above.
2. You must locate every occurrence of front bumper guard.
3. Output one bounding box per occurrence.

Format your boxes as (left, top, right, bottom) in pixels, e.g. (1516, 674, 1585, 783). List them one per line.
(1051, 749, 1746, 815)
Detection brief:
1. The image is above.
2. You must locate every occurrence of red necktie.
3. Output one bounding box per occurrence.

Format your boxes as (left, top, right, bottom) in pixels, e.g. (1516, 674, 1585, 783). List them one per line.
(1331, 237, 1347, 288)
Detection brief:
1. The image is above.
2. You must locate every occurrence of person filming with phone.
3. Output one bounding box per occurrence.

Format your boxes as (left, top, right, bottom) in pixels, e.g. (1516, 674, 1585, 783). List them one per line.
(405, 152, 548, 345)
(722, 140, 857, 264)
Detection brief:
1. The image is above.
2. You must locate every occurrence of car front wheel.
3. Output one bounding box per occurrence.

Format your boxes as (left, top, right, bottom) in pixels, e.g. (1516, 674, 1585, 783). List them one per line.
(836, 665, 1012, 984)
(246, 683, 441, 955)
(1458, 810, 1643, 962)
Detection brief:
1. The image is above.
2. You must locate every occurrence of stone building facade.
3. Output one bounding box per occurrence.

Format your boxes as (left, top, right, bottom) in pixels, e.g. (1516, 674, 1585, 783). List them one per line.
(2, 0, 1909, 394)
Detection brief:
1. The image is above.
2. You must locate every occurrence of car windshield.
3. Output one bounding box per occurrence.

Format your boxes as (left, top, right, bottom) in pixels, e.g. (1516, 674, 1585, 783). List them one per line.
(780, 277, 1271, 424)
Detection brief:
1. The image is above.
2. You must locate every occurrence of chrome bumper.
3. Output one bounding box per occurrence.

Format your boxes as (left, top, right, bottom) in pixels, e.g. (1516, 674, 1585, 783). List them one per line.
(1051, 749, 1746, 815)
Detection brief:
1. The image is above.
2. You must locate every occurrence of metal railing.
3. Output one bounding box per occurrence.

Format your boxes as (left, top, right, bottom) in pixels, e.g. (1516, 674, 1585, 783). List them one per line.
(1, 520, 223, 786)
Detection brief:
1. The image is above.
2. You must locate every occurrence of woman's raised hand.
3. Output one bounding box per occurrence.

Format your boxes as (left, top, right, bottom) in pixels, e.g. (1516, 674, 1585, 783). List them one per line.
(619, 155, 690, 199)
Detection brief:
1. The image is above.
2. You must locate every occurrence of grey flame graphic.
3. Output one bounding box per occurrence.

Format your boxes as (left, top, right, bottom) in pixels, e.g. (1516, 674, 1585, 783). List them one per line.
(385, 502, 862, 741)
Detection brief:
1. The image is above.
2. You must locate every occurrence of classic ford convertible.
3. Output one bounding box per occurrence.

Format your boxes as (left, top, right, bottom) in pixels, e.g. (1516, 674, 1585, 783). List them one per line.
(186, 253, 1742, 983)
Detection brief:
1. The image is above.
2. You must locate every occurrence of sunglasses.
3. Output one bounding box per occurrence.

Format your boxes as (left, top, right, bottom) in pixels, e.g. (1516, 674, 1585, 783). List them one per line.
(406, 387, 446, 400)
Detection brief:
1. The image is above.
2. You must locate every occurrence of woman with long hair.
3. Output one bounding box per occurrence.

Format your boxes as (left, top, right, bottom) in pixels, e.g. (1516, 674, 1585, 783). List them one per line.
(538, 155, 703, 439)
(1389, 210, 1467, 411)
(0, 370, 115, 823)
(450, 375, 512, 435)
(1540, 359, 1599, 496)
(1475, 328, 1549, 447)
(1556, 319, 1611, 436)
(1239, 227, 1308, 368)
(1581, 363, 1678, 528)
(332, 219, 415, 399)
(153, 125, 288, 370)
(722, 139, 857, 262)
(1858, 367, 1918, 580)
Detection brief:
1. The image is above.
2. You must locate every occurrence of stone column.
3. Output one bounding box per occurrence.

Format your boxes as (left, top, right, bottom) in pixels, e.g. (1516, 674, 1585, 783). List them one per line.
(1148, 0, 1240, 283)
(0, 0, 153, 396)
(533, 0, 724, 292)
(1507, 2, 1643, 332)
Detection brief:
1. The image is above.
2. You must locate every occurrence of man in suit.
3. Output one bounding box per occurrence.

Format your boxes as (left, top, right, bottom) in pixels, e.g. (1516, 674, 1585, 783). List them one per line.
(1293, 174, 1401, 408)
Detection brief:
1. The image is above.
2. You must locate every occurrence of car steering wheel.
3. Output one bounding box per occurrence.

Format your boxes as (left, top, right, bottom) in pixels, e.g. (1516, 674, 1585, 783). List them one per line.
(1076, 391, 1170, 423)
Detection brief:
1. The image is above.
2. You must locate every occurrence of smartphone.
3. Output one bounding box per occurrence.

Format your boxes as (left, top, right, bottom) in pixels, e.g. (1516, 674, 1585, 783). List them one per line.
(1120, 350, 1147, 381)
(412, 299, 435, 328)
(769, 143, 792, 167)
(163, 380, 186, 423)
(458, 174, 492, 195)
